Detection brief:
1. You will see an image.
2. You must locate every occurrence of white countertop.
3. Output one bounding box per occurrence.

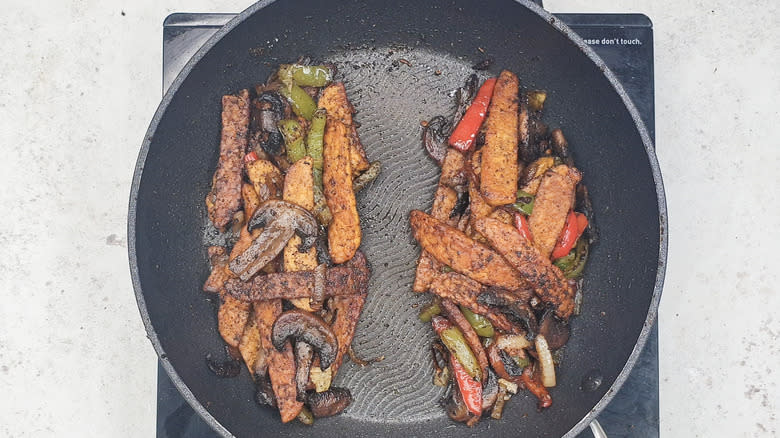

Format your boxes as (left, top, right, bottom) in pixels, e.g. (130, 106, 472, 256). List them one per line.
(0, 0, 777, 436)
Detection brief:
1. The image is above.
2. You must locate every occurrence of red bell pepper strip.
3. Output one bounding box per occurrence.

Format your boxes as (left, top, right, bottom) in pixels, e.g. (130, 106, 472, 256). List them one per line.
(551, 210, 588, 260)
(520, 365, 552, 409)
(448, 78, 497, 152)
(513, 212, 533, 243)
(450, 354, 483, 416)
(243, 151, 259, 163)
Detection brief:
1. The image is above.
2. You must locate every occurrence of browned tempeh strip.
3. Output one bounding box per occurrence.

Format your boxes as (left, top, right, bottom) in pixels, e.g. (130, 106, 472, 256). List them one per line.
(329, 287, 368, 376)
(238, 307, 262, 375)
(224, 257, 370, 302)
(254, 300, 302, 423)
(282, 157, 318, 311)
(438, 148, 466, 190)
(322, 93, 361, 264)
(412, 184, 458, 293)
(348, 125, 370, 175)
(318, 83, 369, 175)
(413, 147, 465, 292)
(409, 210, 525, 290)
(474, 217, 574, 319)
(529, 165, 582, 259)
(428, 272, 516, 334)
(440, 299, 490, 381)
(203, 246, 230, 293)
(217, 289, 252, 348)
(207, 89, 251, 230)
(480, 70, 519, 206)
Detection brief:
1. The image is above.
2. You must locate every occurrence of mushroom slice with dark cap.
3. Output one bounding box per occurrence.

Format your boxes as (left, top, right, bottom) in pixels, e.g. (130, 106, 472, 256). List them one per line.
(294, 342, 314, 401)
(228, 200, 318, 281)
(306, 387, 352, 418)
(271, 309, 338, 369)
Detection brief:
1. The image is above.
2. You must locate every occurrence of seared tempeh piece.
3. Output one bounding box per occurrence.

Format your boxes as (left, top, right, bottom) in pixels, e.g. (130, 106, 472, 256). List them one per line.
(207, 89, 251, 230)
(413, 148, 464, 293)
(321, 87, 361, 264)
(413, 184, 458, 292)
(529, 164, 582, 259)
(328, 255, 370, 375)
(318, 83, 370, 174)
(409, 210, 525, 290)
(283, 157, 318, 311)
(440, 299, 490, 381)
(218, 289, 252, 348)
(224, 259, 370, 303)
(203, 246, 230, 293)
(480, 70, 519, 206)
(428, 272, 516, 334)
(474, 217, 574, 319)
(255, 299, 303, 423)
(238, 308, 262, 375)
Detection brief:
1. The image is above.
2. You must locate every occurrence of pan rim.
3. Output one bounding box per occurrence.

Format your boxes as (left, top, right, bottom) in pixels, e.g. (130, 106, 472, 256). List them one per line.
(127, 0, 667, 436)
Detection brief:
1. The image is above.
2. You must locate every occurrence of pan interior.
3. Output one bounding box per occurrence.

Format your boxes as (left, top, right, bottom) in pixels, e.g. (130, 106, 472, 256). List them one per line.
(132, 0, 661, 436)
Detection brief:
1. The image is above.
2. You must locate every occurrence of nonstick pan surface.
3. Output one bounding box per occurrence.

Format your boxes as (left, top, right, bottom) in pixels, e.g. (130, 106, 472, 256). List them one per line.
(129, 0, 667, 436)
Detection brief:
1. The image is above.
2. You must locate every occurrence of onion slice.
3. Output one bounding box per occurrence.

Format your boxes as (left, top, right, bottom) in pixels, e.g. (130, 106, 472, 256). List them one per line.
(535, 335, 556, 387)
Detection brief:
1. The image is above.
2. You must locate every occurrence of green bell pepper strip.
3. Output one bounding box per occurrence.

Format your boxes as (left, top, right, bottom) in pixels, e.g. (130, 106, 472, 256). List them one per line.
(431, 316, 482, 381)
(564, 239, 589, 279)
(418, 299, 442, 323)
(277, 119, 306, 163)
(553, 238, 589, 279)
(279, 84, 317, 120)
(307, 109, 326, 172)
(459, 306, 495, 338)
(279, 64, 333, 87)
(510, 189, 535, 215)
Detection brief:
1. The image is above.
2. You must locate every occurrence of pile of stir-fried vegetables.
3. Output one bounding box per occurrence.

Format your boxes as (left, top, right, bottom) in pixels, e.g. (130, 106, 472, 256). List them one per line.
(203, 61, 381, 425)
(413, 70, 594, 426)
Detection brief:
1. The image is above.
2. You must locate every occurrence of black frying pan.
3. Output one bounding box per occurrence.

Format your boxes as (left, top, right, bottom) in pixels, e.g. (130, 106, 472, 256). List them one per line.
(129, 0, 667, 436)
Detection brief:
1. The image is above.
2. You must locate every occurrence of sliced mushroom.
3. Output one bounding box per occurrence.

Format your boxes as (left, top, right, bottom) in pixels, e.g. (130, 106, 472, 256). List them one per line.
(294, 342, 314, 401)
(442, 383, 469, 423)
(271, 309, 338, 369)
(538, 310, 571, 350)
(228, 200, 318, 281)
(254, 370, 277, 407)
(205, 353, 241, 378)
(249, 91, 286, 157)
(306, 387, 352, 418)
(481, 367, 500, 413)
(422, 115, 451, 165)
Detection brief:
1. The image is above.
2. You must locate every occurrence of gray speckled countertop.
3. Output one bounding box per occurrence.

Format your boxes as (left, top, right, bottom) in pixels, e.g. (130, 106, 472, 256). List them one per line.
(0, 0, 777, 436)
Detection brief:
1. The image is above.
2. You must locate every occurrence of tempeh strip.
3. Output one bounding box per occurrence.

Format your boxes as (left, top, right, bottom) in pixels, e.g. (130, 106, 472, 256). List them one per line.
(318, 83, 370, 175)
(480, 70, 519, 206)
(224, 264, 370, 303)
(282, 157, 318, 311)
(217, 289, 252, 348)
(474, 217, 574, 319)
(255, 300, 303, 422)
(203, 246, 230, 293)
(529, 165, 582, 259)
(413, 148, 464, 292)
(322, 87, 361, 263)
(329, 289, 368, 376)
(207, 89, 251, 230)
(413, 184, 458, 292)
(409, 210, 525, 290)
